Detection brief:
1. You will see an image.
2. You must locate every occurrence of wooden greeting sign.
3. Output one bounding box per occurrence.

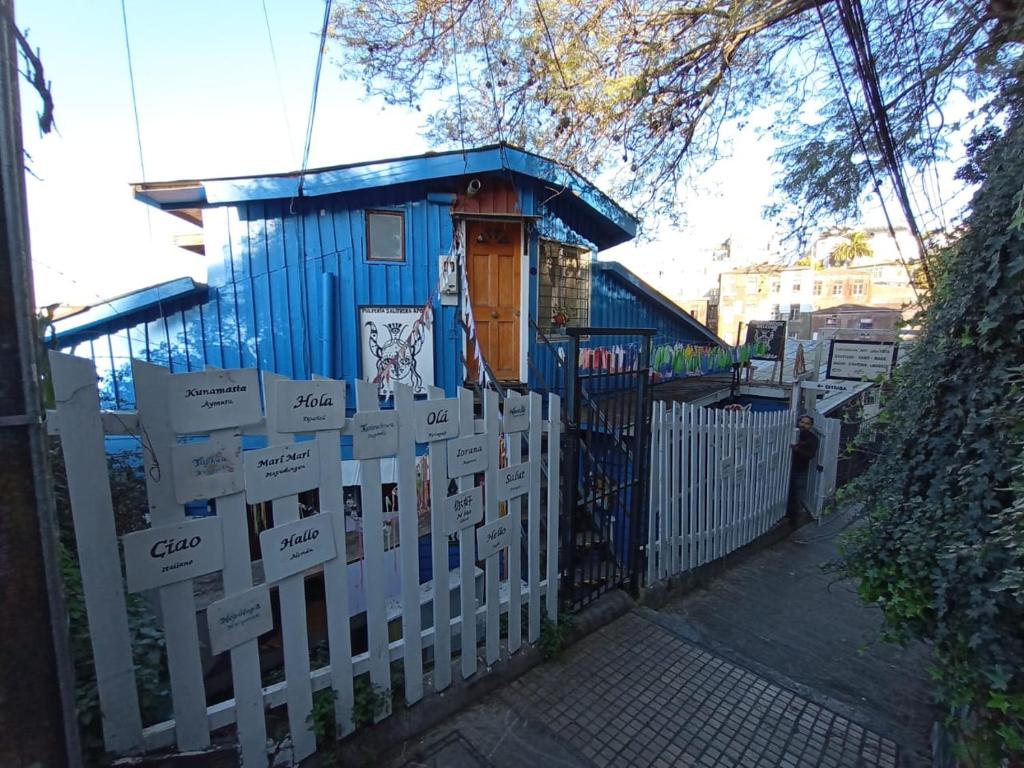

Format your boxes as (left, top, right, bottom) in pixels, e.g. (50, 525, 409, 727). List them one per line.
(443, 486, 484, 536)
(259, 513, 338, 583)
(446, 433, 488, 477)
(476, 517, 513, 560)
(206, 585, 274, 655)
(166, 369, 262, 434)
(170, 434, 244, 504)
(413, 398, 460, 443)
(274, 379, 347, 433)
(348, 411, 400, 460)
(243, 440, 320, 504)
(122, 517, 224, 593)
(498, 461, 531, 502)
(502, 393, 529, 433)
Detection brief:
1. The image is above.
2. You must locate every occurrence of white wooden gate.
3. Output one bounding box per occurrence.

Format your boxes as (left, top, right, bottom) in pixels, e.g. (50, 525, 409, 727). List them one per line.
(48, 352, 561, 765)
(646, 402, 793, 583)
(809, 415, 842, 518)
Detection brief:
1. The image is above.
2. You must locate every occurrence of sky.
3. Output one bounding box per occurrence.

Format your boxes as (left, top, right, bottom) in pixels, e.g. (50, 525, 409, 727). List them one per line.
(16, 1, 967, 309)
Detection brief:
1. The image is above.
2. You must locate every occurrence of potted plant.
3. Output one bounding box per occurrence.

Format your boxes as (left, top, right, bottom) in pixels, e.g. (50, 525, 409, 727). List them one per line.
(551, 307, 569, 333)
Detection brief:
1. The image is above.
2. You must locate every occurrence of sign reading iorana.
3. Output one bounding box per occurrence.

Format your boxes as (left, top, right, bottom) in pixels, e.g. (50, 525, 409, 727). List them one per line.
(166, 369, 262, 433)
(259, 513, 338, 583)
(122, 517, 224, 593)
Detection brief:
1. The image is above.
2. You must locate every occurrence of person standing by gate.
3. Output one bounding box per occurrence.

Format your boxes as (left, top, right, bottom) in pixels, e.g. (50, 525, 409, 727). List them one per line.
(788, 415, 819, 525)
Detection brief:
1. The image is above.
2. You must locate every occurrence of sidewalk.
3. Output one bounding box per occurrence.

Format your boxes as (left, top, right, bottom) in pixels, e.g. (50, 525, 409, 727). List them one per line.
(380, 517, 933, 768)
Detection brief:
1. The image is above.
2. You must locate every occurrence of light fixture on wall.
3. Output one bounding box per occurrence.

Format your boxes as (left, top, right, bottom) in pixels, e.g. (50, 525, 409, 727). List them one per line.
(466, 178, 482, 197)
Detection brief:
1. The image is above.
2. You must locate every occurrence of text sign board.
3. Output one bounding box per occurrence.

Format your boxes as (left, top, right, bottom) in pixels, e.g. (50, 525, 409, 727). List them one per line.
(167, 369, 262, 434)
(443, 486, 484, 535)
(274, 379, 346, 433)
(744, 320, 787, 361)
(349, 411, 399, 459)
(476, 517, 513, 560)
(259, 513, 337, 583)
(447, 433, 488, 477)
(498, 461, 531, 501)
(206, 585, 274, 655)
(243, 440, 320, 503)
(502, 394, 529, 433)
(800, 379, 857, 393)
(123, 517, 224, 593)
(170, 434, 244, 503)
(826, 340, 897, 381)
(413, 398, 460, 443)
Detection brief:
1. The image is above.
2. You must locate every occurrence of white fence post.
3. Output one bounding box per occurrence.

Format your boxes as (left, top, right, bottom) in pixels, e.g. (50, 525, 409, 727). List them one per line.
(456, 387, 478, 678)
(545, 395, 561, 623)
(426, 385, 452, 690)
(527, 392, 543, 643)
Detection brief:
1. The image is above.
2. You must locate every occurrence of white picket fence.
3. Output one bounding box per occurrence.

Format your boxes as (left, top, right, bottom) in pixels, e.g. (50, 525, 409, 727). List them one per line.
(646, 401, 793, 583)
(48, 351, 561, 765)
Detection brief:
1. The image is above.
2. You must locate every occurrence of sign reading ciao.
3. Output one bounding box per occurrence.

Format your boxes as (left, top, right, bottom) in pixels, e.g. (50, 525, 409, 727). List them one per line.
(123, 517, 223, 593)
(274, 379, 346, 433)
(413, 398, 460, 442)
(259, 513, 337, 583)
(243, 441, 320, 503)
(498, 461, 531, 501)
(444, 486, 484, 535)
(348, 411, 399, 459)
(447, 433, 488, 477)
(206, 585, 273, 655)
(170, 434, 243, 504)
(476, 517, 512, 560)
(166, 369, 262, 434)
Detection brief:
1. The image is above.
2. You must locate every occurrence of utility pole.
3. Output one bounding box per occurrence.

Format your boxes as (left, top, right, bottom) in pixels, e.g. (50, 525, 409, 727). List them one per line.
(0, 0, 81, 765)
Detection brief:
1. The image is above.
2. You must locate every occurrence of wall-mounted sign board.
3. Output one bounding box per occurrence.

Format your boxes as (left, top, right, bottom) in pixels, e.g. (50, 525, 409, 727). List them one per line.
(243, 440, 320, 503)
(259, 513, 338, 583)
(502, 394, 529, 433)
(170, 434, 244, 503)
(447, 433, 488, 478)
(166, 369, 262, 434)
(826, 340, 898, 381)
(206, 585, 274, 655)
(274, 379, 346, 433)
(123, 517, 223, 593)
(744, 320, 787, 361)
(413, 398, 460, 443)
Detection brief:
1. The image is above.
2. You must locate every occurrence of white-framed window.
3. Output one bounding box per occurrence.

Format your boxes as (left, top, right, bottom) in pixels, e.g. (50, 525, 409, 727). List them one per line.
(825, 315, 838, 326)
(771, 280, 781, 294)
(813, 280, 823, 296)
(791, 281, 801, 293)
(852, 279, 866, 296)
(537, 240, 590, 336)
(365, 210, 405, 262)
(789, 303, 801, 320)
(831, 282, 844, 296)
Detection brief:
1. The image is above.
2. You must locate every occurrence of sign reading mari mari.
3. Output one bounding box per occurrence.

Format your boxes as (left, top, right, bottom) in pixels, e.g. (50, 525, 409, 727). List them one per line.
(243, 440, 320, 503)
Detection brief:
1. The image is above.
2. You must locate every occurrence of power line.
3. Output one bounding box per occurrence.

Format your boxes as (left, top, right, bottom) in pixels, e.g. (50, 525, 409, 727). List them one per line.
(119, 0, 146, 183)
(300, 0, 333, 183)
(261, 0, 298, 169)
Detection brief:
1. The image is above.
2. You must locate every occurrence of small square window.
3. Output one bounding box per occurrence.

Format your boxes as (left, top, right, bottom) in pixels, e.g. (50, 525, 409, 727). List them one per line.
(366, 210, 405, 262)
(791, 281, 801, 293)
(771, 280, 781, 294)
(813, 281, 823, 296)
(831, 282, 844, 296)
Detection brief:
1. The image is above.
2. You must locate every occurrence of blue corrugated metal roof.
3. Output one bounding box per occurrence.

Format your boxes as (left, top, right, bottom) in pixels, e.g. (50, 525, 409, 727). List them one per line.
(133, 143, 637, 249)
(51, 277, 208, 342)
(595, 261, 729, 347)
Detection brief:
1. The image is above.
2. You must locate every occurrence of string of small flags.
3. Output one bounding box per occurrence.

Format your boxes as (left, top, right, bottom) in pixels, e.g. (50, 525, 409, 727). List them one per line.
(458, 237, 487, 383)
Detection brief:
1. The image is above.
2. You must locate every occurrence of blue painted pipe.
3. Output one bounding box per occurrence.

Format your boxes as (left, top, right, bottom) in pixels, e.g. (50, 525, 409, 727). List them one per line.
(320, 272, 336, 377)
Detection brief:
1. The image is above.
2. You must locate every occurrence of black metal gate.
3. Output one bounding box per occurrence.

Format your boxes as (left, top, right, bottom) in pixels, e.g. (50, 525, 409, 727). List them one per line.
(562, 327, 654, 609)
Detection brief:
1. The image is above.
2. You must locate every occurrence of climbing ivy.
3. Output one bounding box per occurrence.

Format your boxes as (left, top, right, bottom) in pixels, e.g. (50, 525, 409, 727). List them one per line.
(834, 103, 1024, 765)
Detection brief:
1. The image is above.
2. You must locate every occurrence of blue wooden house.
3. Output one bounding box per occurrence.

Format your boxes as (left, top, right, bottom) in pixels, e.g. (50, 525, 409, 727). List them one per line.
(52, 143, 725, 408)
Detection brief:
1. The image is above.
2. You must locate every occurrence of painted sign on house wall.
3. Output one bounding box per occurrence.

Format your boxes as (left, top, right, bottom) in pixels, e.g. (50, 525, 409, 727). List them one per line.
(360, 306, 434, 396)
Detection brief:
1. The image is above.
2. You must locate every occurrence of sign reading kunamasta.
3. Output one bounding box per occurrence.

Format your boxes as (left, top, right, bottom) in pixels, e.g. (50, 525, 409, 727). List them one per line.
(349, 411, 400, 459)
(166, 369, 262, 433)
(170, 434, 244, 503)
(122, 517, 224, 593)
(259, 513, 337, 583)
(413, 398, 460, 443)
(243, 440, 320, 503)
(446, 433, 488, 477)
(274, 379, 346, 433)
(826, 340, 898, 381)
(206, 585, 274, 654)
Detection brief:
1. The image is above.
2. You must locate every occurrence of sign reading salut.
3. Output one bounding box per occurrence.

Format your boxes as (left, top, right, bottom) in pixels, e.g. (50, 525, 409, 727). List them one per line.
(206, 585, 274, 655)
(413, 398, 460, 442)
(274, 379, 346, 433)
(348, 411, 400, 459)
(446, 433, 488, 478)
(498, 461, 531, 501)
(170, 433, 244, 504)
(476, 517, 512, 560)
(166, 369, 262, 433)
(443, 486, 484, 535)
(243, 440, 320, 503)
(122, 517, 224, 593)
(502, 393, 529, 433)
(259, 513, 337, 583)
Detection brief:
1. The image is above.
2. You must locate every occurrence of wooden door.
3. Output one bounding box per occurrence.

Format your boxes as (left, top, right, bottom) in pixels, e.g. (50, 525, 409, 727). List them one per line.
(466, 220, 521, 381)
